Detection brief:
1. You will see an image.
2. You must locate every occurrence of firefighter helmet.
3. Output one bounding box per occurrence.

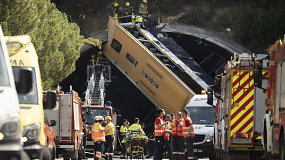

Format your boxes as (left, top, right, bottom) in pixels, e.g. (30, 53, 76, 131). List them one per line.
(114, 2, 119, 7)
(126, 2, 130, 7)
(143, 0, 147, 3)
(105, 116, 112, 121)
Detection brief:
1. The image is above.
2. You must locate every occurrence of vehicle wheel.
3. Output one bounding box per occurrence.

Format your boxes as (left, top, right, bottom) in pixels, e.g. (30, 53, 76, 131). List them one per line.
(21, 151, 30, 160)
(42, 147, 52, 160)
(280, 131, 285, 160)
(209, 155, 216, 160)
(51, 143, 56, 160)
(71, 149, 79, 160)
(78, 147, 84, 160)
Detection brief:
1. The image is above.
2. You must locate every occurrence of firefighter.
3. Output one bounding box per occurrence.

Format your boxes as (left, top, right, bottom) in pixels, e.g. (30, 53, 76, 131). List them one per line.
(181, 109, 195, 160)
(82, 118, 88, 159)
(139, 0, 148, 16)
(164, 114, 172, 159)
(120, 119, 129, 158)
(92, 116, 105, 160)
(128, 118, 143, 134)
(154, 109, 165, 160)
(104, 116, 115, 160)
(171, 112, 184, 160)
(124, 2, 134, 15)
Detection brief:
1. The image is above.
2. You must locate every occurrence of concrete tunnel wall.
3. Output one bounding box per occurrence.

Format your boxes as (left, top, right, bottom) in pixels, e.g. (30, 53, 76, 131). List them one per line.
(60, 30, 245, 134)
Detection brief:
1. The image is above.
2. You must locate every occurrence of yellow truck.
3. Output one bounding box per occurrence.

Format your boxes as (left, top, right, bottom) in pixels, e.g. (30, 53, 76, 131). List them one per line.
(5, 35, 56, 159)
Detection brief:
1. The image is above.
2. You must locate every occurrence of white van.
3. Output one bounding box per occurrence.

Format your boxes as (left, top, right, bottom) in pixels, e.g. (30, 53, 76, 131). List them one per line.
(185, 94, 216, 160)
(0, 27, 31, 159)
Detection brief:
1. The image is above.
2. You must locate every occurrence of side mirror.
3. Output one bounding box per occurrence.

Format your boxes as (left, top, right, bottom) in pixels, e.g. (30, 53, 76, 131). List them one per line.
(207, 91, 214, 106)
(16, 69, 32, 94)
(50, 120, 56, 126)
(213, 75, 221, 97)
(44, 91, 56, 109)
(254, 70, 262, 88)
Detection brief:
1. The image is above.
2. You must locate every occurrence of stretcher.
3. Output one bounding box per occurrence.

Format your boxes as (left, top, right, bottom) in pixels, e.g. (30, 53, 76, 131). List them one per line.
(122, 134, 148, 159)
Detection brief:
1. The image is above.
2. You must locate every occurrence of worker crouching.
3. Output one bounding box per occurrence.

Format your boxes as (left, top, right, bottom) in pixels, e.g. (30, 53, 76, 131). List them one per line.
(92, 116, 106, 160)
(104, 116, 115, 160)
(171, 112, 185, 160)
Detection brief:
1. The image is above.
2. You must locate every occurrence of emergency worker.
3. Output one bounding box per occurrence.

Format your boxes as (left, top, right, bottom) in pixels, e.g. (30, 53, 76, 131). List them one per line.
(171, 112, 184, 160)
(139, 0, 148, 16)
(124, 2, 134, 15)
(164, 114, 172, 159)
(181, 109, 195, 160)
(104, 116, 115, 160)
(128, 118, 143, 134)
(154, 109, 166, 160)
(92, 116, 105, 160)
(120, 119, 129, 158)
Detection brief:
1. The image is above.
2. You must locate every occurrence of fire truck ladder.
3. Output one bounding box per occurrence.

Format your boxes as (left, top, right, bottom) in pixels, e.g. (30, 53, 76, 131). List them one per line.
(85, 57, 111, 106)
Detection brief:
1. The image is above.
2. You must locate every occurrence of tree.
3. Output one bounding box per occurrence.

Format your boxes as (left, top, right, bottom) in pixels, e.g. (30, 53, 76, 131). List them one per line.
(0, 0, 83, 89)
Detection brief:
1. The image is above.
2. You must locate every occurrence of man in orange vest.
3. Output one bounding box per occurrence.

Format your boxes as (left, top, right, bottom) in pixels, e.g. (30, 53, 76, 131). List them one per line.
(164, 114, 172, 159)
(182, 109, 195, 160)
(171, 112, 185, 160)
(92, 116, 106, 160)
(154, 109, 165, 160)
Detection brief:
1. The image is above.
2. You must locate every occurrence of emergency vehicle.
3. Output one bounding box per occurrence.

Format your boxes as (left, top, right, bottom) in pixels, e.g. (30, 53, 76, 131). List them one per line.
(211, 53, 268, 160)
(5, 35, 56, 159)
(44, 114, 56, 159)
(186, 94, 216, 160)
(263, 39, 285, 160)
(0, 26, 32, 159)
(45, 90, 84, 160)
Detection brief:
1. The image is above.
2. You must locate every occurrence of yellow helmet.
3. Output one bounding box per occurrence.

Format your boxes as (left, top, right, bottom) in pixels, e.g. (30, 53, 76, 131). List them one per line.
(114, 2, 119, 7)
(126, 2, 130, 7)
(143, 0, 147, 3)
(105, 116, 112, 121)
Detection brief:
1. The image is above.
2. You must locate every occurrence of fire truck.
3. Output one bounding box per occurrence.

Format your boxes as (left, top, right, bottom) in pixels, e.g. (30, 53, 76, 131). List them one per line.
(263, 39, 285, 160)
(80, 43, 118, 153)
(210, 53, 268, 160)
(45, 90, 84, 160)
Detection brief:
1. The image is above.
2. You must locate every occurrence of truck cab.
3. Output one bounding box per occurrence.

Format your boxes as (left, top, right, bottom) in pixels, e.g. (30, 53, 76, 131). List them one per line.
(81, 105, 117, 152)
(185, 94, 216, 160)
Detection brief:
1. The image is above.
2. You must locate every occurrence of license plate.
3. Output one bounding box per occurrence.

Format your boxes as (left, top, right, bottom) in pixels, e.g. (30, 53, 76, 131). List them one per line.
(87, 141, 94, 145)
(193, 149, 202, 152)
(232, 138, 251, 144)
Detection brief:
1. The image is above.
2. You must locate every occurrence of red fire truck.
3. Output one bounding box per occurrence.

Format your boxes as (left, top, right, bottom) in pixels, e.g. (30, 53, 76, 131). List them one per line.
(211, 53, 268, 160)
(81, 104, 117, 153)
(263, 40, 285, 160)
(45, 90, 84, 160)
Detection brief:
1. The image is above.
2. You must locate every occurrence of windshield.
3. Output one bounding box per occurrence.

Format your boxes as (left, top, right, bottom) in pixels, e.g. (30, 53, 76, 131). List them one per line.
(0, 43, 9, 86)
(187, 107, 215, 124)
(12, 67, 38, 104)
(82, 108, 111, 124)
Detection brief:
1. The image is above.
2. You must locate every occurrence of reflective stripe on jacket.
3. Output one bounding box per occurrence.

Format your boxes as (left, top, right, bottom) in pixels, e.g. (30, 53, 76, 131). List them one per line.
(92, 122, 106, 142)
(154, 117, 164, 137)
(171, 120, 183, 137)
(182, 116, 195, 138)
(164, 122, 170, 140)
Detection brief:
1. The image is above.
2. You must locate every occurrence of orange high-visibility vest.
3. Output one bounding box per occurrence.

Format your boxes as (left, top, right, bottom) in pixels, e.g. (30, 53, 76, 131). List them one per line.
(164, 122, 170, 140)
(182, 116, 195, 138)
(171, 120, 183, 137)
(154, 117, 164, 137)
(92, 122, 106, 142)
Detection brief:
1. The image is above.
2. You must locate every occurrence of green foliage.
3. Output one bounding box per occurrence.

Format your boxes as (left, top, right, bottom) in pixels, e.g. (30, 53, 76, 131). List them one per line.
(0, 0, 83, 89)
(233, 0, 285, 53)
